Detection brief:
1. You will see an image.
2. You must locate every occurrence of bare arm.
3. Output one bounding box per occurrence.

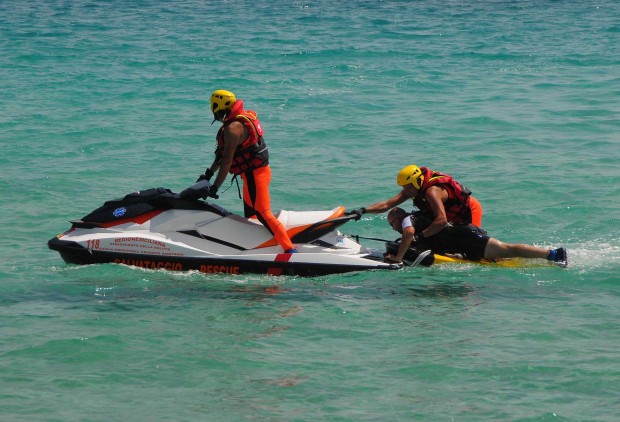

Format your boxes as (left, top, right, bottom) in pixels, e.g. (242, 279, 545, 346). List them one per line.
(385, 226, 415, 263)
(421, 186, 449, 238)
(364, 190, 410, 214)
(207, 160, 220, 174)
(213, 121, 247, 189)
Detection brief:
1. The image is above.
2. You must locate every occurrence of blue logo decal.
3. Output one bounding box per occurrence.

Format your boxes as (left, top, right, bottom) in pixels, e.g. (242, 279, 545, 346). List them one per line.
(113, 207, 127, 218)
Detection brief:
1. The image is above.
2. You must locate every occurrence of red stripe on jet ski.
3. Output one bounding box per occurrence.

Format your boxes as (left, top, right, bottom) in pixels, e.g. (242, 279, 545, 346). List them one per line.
(99, 210, 165, 228)
(267, 253, 293, 276)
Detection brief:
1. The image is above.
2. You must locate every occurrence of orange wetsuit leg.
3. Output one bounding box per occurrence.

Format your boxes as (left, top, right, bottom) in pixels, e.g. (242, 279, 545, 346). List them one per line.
(469, 196, 483, 228)
(241, 166, 295, 251)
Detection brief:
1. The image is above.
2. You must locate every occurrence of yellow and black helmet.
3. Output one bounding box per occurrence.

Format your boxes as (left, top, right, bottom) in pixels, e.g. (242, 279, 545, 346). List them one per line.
(396, 165, 424, 189)
(210, 89, 236, 122)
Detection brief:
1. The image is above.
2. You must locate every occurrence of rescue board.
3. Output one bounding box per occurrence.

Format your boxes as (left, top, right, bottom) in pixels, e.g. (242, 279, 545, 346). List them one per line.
(384, 240, 552, 268)
(430, 253, 550, 268)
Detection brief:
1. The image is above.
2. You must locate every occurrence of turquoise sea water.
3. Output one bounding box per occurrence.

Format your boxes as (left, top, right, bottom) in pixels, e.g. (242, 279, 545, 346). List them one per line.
(1, 1, 619, 420)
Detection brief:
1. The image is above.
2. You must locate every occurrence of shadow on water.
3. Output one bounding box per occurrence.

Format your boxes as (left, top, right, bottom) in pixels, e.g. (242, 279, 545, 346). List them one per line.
(17, 246, 604, 309)
(10, 261, 484, 310)
(404, 282, 475, 298)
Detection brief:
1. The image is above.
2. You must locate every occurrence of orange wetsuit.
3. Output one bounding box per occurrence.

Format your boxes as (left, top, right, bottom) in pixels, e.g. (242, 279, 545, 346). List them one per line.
(469, 196, 483, 228)
(241, 165, 294, 251)
(216, 100, 294, 252)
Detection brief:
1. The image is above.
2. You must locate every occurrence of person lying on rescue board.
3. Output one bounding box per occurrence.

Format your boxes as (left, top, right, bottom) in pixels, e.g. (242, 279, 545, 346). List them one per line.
(346, 164, 568, 267)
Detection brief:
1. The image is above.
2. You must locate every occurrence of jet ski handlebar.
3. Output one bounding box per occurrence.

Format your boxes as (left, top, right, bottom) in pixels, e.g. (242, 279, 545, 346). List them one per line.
(178, 180, 217, 201)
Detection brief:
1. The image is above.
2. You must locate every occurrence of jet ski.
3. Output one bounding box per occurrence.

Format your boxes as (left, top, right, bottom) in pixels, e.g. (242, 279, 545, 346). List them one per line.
(48, 181, 401, 277)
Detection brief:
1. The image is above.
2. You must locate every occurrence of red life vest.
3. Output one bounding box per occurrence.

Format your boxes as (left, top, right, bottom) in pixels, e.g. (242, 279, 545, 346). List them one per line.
(216, 100, 269, 175)
(413, 167, 473, 225)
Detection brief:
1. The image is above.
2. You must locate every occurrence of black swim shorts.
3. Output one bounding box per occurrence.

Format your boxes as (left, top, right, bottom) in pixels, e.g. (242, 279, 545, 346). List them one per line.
(420, 224, 490, 261)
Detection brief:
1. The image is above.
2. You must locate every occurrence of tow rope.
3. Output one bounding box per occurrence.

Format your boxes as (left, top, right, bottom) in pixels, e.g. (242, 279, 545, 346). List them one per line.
(347, 234, 393, 243)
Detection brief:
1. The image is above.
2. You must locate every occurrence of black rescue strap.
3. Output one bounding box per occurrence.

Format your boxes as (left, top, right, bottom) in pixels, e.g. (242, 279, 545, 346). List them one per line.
(218, 175, 242, 199)
(347, 234, 394, 243)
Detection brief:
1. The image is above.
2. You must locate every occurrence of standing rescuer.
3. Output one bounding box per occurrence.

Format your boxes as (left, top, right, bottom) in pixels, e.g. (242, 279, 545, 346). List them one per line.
(194, 89, 296, 254)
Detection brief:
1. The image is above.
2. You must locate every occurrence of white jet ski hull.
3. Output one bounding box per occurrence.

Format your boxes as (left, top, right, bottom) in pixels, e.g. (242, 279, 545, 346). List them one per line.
(49, 186, 399, 277)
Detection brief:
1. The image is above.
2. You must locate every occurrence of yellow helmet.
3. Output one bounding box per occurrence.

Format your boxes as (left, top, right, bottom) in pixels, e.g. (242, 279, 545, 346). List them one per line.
(210, 89, 236, 121)
(396, 165, 424, 189)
